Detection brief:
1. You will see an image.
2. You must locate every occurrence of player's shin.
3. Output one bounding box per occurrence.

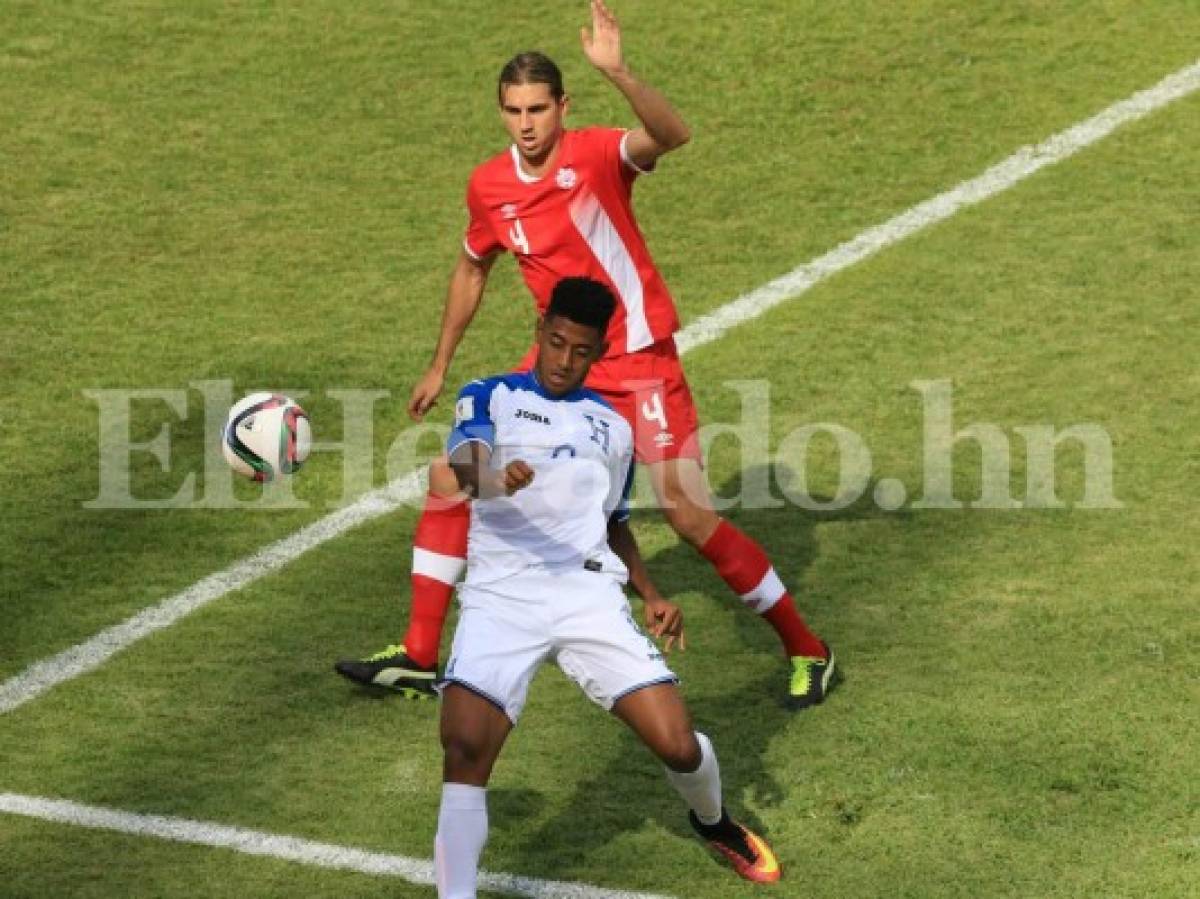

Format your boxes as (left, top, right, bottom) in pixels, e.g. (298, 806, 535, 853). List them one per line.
(404, 491, 469, 668)
(664, 731, 723, 825)
(435, 782, 488, 899)
(699, 519, 826, 659)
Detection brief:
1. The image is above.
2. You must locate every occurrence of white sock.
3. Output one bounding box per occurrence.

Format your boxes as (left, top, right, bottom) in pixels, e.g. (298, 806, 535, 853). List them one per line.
(435, 783, 488, 899)
(664, 731, 723, 826)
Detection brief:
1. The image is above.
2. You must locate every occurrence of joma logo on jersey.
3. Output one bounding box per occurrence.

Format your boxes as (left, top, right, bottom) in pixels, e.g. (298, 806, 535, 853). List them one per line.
(515, 409, 551, 425)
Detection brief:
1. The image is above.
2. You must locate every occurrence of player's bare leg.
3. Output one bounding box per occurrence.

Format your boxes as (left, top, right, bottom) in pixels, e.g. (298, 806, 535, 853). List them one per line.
(436, 684, 512, 898)
(611, 683, 781, 882)
(425, 457, 463, 498)
(334, 458, 468, 697)
(440, 682, 511, 785)
(647, 457, 837, 710)
(611, 681, 699, 771)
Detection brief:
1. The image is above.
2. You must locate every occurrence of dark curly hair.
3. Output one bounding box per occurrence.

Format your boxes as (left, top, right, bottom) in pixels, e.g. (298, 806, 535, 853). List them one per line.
(546, 277, 616, 336)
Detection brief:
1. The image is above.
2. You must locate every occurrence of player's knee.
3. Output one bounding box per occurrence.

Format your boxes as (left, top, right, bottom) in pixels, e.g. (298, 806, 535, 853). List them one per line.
(441, 731, 490, 780)
(657, 728, 702, 774)
(661, 497, 717, 547)
(428, 457, 460, 498)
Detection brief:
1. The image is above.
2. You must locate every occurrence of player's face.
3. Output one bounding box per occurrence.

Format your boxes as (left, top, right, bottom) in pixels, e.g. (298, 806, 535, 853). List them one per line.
(534, 315, 606, 396)
(500, 82, 568, 166)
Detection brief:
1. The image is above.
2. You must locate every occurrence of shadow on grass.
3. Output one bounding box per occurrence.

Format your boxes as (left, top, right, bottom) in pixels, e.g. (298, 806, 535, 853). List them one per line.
(503, 465, 911, 882)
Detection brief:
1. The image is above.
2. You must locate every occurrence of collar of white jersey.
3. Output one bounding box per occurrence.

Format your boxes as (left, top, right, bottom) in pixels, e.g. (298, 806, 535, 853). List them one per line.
(522, 369, 594, 404)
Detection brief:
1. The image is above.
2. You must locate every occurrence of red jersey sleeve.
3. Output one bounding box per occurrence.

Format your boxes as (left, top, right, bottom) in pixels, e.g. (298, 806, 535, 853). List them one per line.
(463, 177, 502, 260)
(578, 127, 650, 190)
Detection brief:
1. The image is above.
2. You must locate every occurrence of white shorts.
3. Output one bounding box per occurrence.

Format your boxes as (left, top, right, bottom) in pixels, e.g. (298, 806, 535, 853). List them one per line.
(442, 568, 677, 724)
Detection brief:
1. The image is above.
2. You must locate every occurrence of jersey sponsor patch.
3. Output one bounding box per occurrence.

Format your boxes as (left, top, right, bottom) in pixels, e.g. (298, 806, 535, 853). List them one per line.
(515, 408, 550, 425)
(455, 396, 475, 424)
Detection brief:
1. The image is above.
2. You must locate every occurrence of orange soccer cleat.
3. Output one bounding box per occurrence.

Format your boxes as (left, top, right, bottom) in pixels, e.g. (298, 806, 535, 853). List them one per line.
(689, 810, 782, 883)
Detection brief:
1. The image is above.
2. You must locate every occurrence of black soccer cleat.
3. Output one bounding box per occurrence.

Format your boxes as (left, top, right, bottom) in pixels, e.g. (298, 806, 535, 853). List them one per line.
(334, 643, 437, 699)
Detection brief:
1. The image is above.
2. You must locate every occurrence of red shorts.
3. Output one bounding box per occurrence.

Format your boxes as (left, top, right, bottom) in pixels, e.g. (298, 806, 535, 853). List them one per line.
(514, 337, 701, 464)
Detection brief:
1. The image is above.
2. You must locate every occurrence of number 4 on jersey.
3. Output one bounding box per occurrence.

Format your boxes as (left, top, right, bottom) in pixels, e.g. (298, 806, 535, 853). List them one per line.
(641, 391, 668, 431)
(509, 218, 530, 255)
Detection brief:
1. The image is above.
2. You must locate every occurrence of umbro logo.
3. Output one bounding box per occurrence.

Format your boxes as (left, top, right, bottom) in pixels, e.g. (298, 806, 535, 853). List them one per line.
(515, 409, 550, 425)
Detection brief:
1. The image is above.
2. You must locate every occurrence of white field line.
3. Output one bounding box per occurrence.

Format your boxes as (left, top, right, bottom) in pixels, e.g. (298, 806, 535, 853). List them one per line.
(0, 793, 675, 899)
(676, 58, 1200, 353)
(0, 470, 425, 716)
(2, 58, 1199, 718)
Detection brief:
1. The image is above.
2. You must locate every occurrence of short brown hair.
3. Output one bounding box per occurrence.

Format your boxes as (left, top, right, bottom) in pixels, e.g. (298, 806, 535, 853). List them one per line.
(497, 51, 564, 105)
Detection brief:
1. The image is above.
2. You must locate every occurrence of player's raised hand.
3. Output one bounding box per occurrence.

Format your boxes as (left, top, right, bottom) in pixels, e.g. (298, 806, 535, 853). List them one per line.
(644, 594, 685, 653)
(502, 460, 535, 495)
(580, 0, 625, 75)
(407, 368, 445, 421)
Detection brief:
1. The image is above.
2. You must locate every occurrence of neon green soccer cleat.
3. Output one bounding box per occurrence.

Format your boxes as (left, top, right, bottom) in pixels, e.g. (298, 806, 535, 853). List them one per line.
(788, 642, 837, 710)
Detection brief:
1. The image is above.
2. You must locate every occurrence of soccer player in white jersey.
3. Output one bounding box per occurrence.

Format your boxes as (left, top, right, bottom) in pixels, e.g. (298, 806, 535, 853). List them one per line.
(433, 277, 781, 894)
(337, 0, 837, 709)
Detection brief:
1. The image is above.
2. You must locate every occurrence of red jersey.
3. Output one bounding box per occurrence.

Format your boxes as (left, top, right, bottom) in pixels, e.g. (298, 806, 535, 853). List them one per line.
(463, 127, 681, 357)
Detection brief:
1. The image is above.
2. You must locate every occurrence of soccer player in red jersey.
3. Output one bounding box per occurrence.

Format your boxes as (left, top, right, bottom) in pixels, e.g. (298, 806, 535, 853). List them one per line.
(336, 0, 837, 709)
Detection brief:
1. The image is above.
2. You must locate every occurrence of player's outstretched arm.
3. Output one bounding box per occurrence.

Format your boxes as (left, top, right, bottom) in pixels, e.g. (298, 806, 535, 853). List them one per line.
(580, 0, 690, 171)
(408, 250, 497, 421)
(607, 517, 685, 652)
(449, 441, 534, 499)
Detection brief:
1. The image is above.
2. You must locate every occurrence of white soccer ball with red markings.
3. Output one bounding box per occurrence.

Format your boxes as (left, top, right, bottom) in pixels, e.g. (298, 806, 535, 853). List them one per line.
(222, 393, 312, 482)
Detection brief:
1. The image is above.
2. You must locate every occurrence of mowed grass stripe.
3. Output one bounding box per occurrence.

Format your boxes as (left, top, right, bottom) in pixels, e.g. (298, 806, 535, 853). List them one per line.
(2, 57, 1198, 718)
(677, 58, 1200, 354)
(0, 793, 675, 899)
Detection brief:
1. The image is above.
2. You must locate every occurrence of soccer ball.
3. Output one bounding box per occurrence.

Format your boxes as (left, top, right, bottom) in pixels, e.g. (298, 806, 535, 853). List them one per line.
(222, 393, 312, 482)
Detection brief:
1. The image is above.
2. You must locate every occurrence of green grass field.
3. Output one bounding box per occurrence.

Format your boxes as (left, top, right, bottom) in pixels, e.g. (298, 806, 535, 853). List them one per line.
(3, 1, 1199, 896)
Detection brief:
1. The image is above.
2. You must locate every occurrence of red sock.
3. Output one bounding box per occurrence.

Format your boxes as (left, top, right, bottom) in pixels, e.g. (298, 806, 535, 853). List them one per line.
(698, 520, 827, 659)
(402, 492, 469, 668)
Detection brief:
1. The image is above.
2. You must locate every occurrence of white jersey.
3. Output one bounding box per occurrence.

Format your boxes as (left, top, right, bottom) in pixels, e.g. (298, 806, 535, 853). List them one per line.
(446, 370, 635, 587)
